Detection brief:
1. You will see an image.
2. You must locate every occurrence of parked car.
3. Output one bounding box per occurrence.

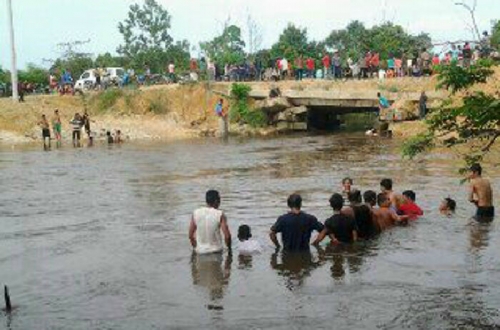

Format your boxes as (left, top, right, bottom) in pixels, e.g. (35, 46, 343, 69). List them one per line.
(74, 67, 125, 92)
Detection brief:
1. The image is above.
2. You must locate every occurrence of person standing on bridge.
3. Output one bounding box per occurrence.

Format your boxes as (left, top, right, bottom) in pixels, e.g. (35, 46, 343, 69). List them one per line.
(306, 57, 315, 79)
(295, 55, 304, 81)
(322, 53, 331, 79)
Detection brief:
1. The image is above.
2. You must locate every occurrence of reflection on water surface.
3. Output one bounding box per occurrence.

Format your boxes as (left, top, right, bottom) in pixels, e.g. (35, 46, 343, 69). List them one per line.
(1, 133, 500, 329)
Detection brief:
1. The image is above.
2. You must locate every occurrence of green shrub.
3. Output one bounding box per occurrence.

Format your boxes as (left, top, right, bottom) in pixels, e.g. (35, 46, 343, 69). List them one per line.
(95, 89, 123, 112)
(230, 83, 268, 128)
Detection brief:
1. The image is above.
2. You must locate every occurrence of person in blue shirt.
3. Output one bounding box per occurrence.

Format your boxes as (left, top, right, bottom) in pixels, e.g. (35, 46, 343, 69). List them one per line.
(270, 194, 324, 251)
(377, 92, 390, 117)
(215, 99, 224, 117)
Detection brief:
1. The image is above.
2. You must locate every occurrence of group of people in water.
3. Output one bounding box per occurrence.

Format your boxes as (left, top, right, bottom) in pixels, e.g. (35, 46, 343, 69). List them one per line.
(189, 163, 494, 254)
(37, 109, 123, 150)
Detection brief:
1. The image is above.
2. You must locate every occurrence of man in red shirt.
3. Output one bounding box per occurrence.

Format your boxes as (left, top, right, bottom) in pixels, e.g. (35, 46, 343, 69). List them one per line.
(306, 57, 315, 79)
(365, 52, 372, 78)
(370, 52, 380, 77)
(322, 53, 331, 79)
(190, 58, 198, 72)
(399, 190, 424, 220)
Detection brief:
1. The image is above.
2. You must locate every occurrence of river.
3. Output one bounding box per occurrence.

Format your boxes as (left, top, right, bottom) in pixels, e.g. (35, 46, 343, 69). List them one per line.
(1, 133, 499, 329)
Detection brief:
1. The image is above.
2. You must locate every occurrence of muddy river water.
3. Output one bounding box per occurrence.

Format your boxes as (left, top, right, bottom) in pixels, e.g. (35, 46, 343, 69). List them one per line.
(1, 133, 500, 329)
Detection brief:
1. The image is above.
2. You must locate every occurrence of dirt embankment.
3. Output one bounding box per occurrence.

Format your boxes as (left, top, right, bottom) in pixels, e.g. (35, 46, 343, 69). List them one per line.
(0, 84, 223, 144)
(1, 70, 497, 145)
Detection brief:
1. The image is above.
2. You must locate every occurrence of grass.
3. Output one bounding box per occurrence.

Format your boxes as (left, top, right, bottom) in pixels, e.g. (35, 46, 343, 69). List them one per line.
(93, 89, 124, 113)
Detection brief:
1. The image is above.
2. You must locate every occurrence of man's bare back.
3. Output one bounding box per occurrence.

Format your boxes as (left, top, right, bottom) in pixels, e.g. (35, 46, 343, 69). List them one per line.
(372, 208, 394, 231)
(470, 177, 493, 207)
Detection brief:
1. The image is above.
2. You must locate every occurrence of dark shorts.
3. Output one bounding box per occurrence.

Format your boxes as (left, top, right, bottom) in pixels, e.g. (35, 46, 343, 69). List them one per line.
(72, 130, 81, 140)
(475, 206, 495, 222)
(42, 128, 50, 138)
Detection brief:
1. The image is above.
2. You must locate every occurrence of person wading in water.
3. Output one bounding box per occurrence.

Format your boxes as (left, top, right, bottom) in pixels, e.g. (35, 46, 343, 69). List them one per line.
(51, 109, 62, 147)
(189, 190, 232, 254)
(468, 163, 494, 222)
(38, 114, 51, 150)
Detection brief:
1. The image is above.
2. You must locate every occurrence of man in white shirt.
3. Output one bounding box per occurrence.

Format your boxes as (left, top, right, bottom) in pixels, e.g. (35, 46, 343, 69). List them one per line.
(189, 190, 232, 254)
(281, 57, 289, 80)
(168, 62, 175, 82)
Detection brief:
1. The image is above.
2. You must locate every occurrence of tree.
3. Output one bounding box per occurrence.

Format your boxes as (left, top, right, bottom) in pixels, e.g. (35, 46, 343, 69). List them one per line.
(200, 24, 246, 66)
(271, 23, 309, 62)
(165, 40, 191, 72)
(325, 20, 368, 60)
(117, 0, 172, 58)
(18, 64, 49, 86)
(455, 0, 481, 41)
(402, 60, 499, 172)
(0, 66, 9, 83)
(95, 53, 129, 68)
(117, 0, 190, 73)
(49, 40, 94, 79)
(246, 13, 263, 59)
(491, 20, 500, 49)
(324, 21, 431, 62)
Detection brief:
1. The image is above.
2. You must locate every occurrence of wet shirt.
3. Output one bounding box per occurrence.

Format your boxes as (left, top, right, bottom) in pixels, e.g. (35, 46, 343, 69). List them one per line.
(399, 202, 423, 220)
(352, 205, 377, 238)
(271, 212, 324, 251)
(325, 214, 358, 244)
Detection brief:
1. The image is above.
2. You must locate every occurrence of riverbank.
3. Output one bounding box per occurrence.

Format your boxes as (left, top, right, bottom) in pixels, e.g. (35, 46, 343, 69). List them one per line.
(0, 69, 497, 145)
(0, 77, 435, 145)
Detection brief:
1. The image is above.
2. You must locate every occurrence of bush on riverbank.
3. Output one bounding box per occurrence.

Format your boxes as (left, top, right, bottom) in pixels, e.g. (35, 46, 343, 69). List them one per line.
(230, 83, 268, 128)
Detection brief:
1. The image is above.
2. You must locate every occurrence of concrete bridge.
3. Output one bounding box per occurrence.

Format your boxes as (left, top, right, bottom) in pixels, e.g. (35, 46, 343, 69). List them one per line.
(211, 83, 445, 130)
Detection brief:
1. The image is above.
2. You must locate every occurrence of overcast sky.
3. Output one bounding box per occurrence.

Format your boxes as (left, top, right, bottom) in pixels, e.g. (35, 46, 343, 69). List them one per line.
(0, 0, 499, 69)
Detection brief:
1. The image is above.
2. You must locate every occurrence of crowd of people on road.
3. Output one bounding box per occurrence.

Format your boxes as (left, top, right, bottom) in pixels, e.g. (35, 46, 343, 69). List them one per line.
(189, 164, 493, 256)
(37, 109, 123, 150)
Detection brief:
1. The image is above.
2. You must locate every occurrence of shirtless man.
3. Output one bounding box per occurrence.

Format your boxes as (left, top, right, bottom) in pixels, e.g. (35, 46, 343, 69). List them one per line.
(380, 178, 404, 212)
(38, 114, 51, 150)
(468, 163, 494, 221)
(372, 193, 408, 231)
(344, 190, 377, 239)
(363, 190, 381, 234)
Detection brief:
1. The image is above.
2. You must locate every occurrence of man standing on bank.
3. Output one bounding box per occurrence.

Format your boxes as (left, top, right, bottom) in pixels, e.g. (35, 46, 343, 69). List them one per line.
(468, 163, 494, 222)
(270, 194, 324, 251)
(189, 190, 232, 254)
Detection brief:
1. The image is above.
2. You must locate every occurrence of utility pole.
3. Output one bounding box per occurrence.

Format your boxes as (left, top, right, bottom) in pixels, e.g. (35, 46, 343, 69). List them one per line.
(6, 0, 18, 102)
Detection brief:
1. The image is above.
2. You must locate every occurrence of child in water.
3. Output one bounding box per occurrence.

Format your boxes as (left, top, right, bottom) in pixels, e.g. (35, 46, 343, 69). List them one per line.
(237, 225, 262, 255)
(399, 190, 424, 220)
(106, 131, 114, 144)
(439, 197, 456, 216)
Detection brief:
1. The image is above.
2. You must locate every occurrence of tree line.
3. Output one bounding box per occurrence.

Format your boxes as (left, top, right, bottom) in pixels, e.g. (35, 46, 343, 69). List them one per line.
(0, 0, 499, 87)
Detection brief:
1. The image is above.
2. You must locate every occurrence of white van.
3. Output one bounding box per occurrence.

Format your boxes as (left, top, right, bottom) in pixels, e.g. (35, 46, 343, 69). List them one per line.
(74, 67, 125, 91)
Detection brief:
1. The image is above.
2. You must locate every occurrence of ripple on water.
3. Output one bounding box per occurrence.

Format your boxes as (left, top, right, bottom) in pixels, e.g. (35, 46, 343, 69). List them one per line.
(2, 134, 500, 329)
